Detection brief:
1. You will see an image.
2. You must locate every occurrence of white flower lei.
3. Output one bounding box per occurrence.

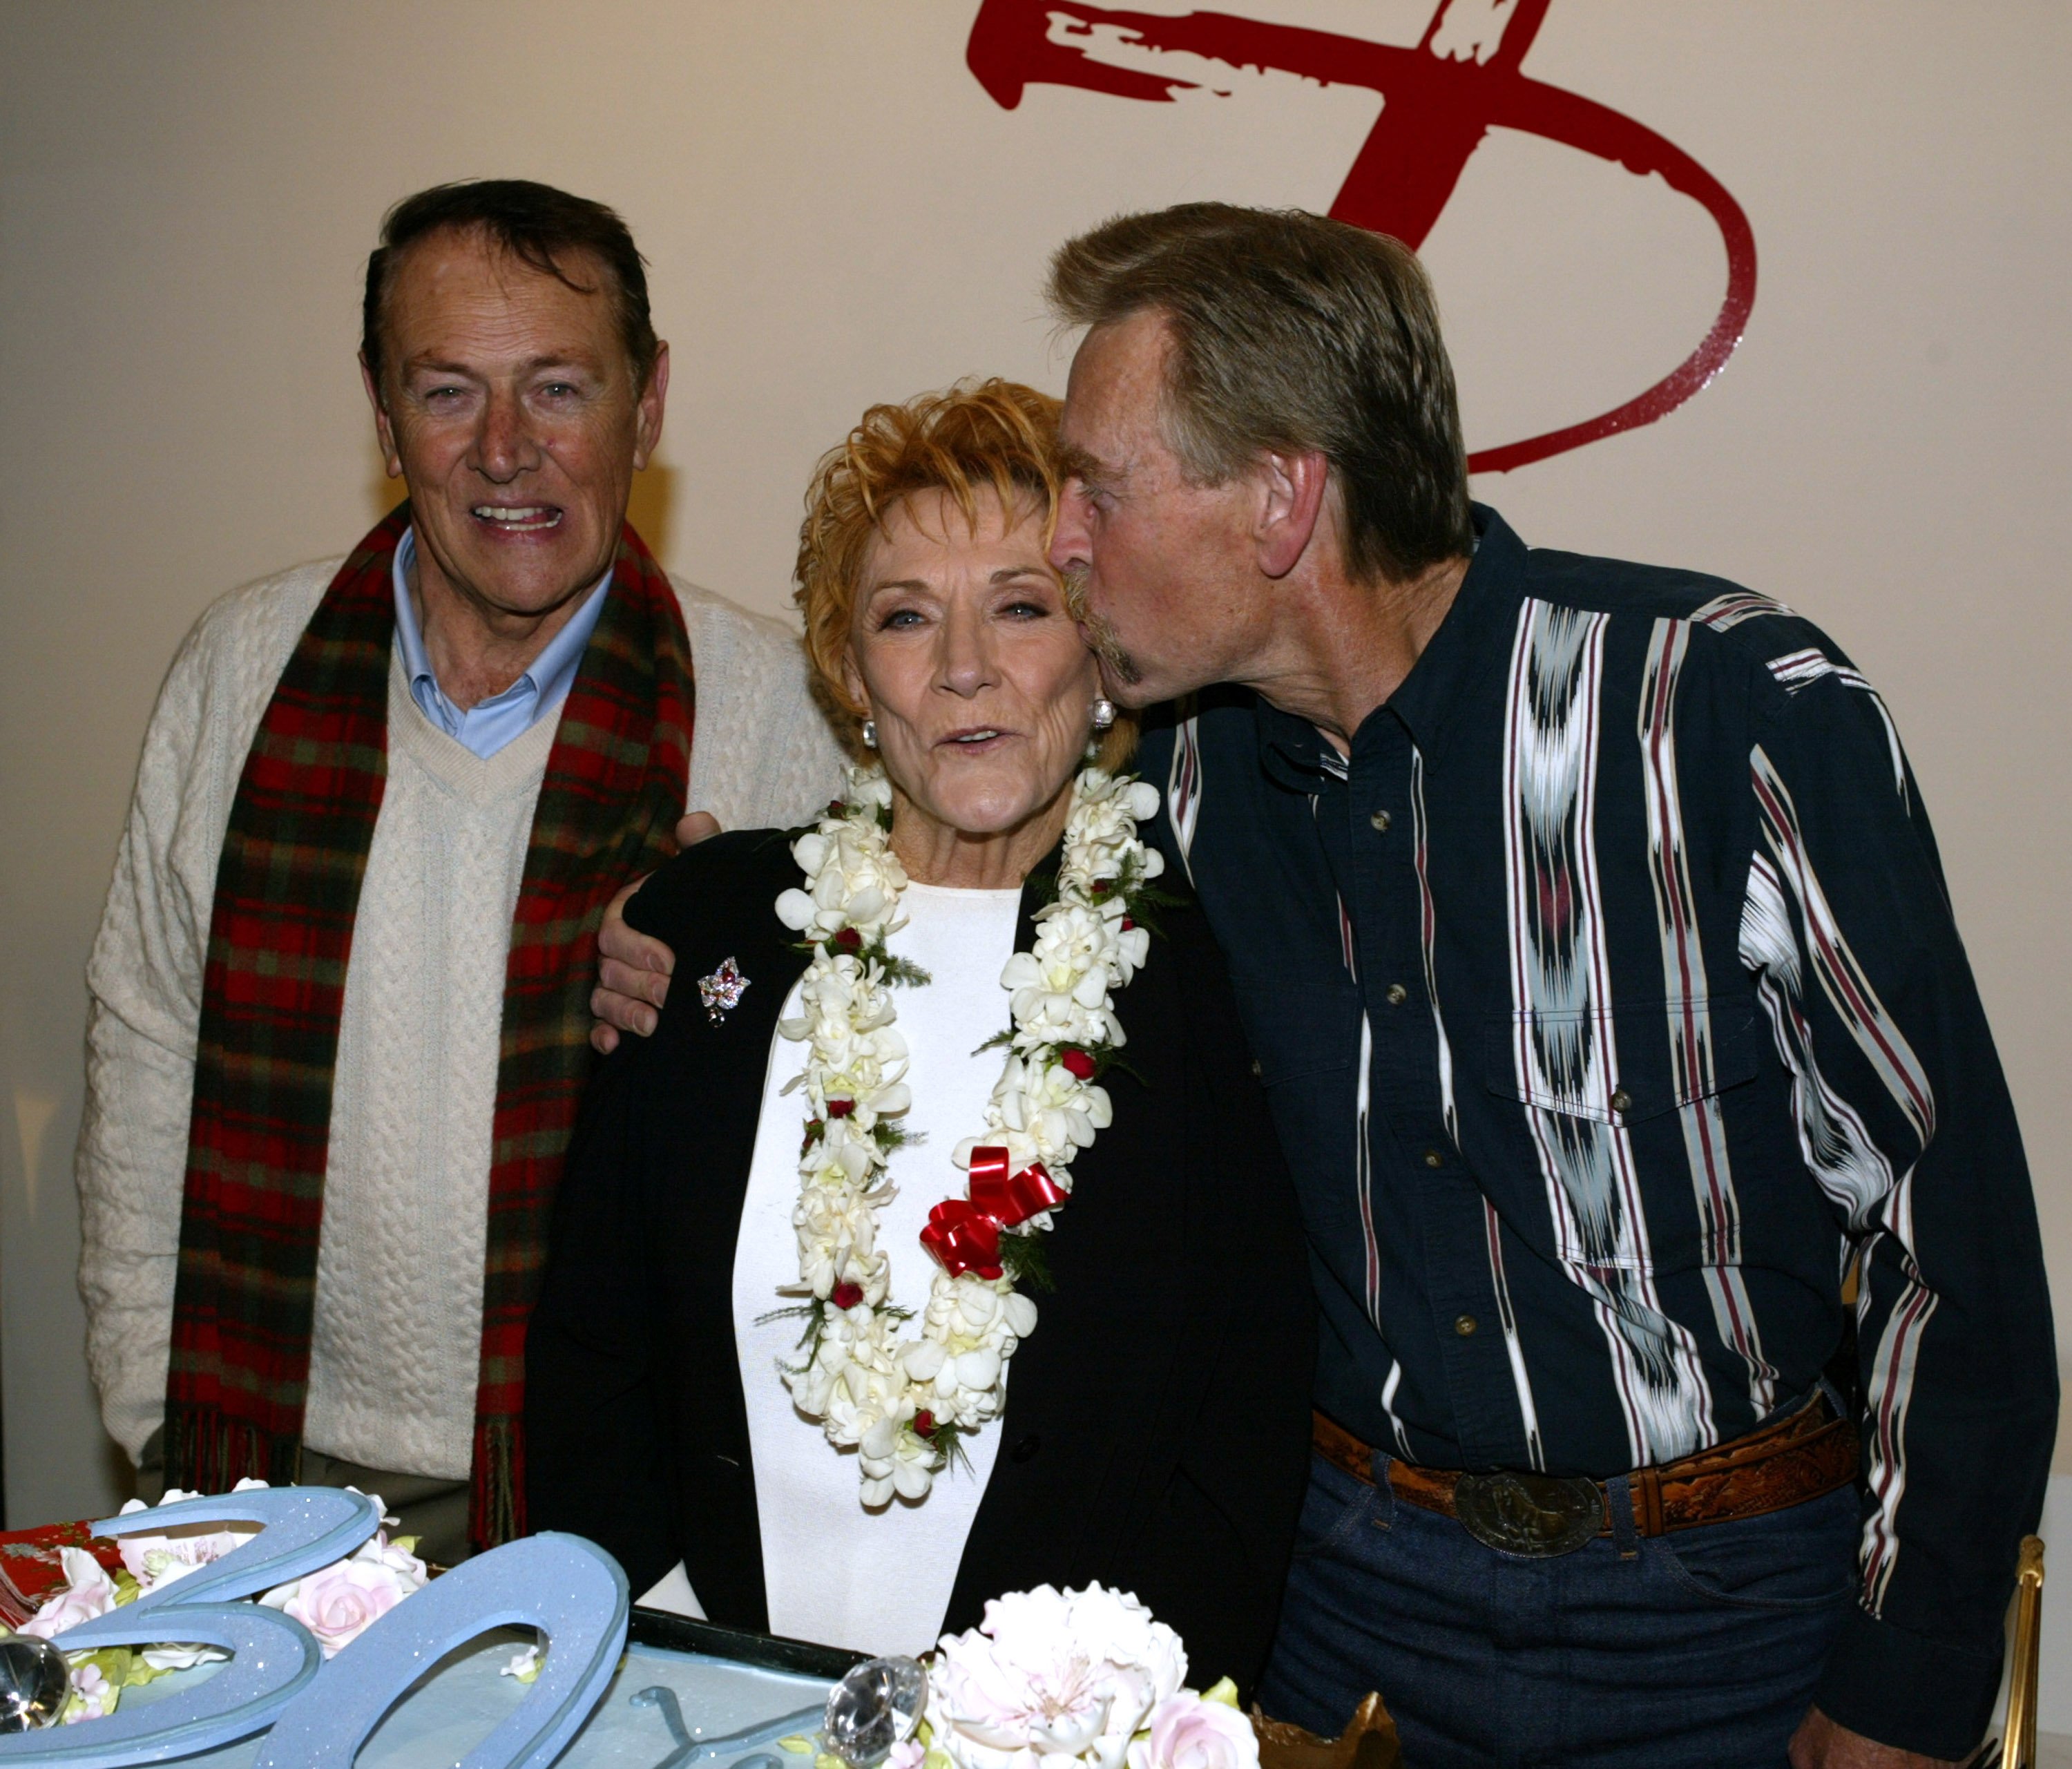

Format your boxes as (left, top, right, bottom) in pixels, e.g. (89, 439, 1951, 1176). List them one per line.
(771, 763, 1164, 1505)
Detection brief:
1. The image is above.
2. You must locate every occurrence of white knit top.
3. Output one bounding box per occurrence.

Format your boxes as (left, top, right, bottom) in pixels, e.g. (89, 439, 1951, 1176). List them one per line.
(77, 557, 846, 1469)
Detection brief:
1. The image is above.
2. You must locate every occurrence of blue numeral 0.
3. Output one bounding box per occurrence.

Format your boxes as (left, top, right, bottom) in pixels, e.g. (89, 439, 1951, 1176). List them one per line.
(251, 1531, 628, 1769)
(0, 1486, 382, 1766)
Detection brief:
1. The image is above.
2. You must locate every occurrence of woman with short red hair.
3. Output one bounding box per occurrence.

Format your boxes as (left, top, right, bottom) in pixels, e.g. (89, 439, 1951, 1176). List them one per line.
(526, 380, 1312, 1685)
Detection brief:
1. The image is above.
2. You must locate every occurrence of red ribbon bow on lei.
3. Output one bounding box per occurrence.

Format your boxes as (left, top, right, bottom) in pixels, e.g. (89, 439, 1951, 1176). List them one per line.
(920, 1147, 1068, 1281)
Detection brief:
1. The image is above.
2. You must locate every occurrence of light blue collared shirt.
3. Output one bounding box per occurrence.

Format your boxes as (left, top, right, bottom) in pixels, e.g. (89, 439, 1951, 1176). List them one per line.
(390, 527, 613, 758)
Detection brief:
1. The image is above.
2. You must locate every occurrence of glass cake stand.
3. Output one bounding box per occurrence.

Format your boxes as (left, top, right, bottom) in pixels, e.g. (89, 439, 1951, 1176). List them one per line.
(99, 1607, 867, 1769)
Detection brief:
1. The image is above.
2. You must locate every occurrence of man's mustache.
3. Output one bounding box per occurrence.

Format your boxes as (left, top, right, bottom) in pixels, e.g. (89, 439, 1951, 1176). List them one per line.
(1062, 565, 1143, 687)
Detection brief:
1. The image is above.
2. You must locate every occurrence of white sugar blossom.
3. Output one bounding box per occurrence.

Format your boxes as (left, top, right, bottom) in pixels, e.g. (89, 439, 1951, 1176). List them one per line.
(925, 1582, 1188, 1769)
(64, 1660, 116, 1723)
(775, 766, 1158, 1504)
(108, 1476, 272, 1592)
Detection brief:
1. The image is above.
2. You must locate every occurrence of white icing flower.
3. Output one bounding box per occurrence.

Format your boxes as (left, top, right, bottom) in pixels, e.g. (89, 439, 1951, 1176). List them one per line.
(138, 1638, 226, 1674)
(925, 1583, 1188, 1769)
(108, 1475, 273, 1594)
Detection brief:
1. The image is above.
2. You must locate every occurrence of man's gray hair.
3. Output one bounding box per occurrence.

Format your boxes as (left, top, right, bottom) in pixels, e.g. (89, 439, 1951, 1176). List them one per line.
(1048, 204, 1474, 584)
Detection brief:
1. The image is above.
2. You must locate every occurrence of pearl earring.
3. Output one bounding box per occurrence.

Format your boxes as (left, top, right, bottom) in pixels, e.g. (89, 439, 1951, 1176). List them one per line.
(1091, 698, 1117, 731)
(861, 718, 878, 749)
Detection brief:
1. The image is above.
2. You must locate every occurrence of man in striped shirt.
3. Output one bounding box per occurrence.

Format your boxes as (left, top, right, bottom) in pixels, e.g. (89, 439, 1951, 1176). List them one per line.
(1039, 206, 2054, 1766)
(593, 205, 2053, 1764)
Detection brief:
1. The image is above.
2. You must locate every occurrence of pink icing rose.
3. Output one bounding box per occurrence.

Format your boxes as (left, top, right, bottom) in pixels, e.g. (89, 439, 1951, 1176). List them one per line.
(257, 1520, 426, 1658)
(264, 1558, 407, 1655)
(886, 1742, 927, 1769)
(1126, 1694, 1260, 1769)
(21, 1547, 119, 1640)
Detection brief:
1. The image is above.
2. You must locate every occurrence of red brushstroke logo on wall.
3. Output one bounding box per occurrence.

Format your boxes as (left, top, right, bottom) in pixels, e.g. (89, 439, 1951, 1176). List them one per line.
(968, 0, 1756, 473)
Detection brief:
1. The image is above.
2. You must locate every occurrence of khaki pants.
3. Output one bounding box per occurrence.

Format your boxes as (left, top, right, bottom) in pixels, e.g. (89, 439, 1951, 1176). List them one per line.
(134, 1431, 473, 1567)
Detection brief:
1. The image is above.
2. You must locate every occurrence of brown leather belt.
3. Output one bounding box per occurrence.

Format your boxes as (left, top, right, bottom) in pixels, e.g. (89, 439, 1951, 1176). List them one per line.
(1313, 1395, 1859, 1558)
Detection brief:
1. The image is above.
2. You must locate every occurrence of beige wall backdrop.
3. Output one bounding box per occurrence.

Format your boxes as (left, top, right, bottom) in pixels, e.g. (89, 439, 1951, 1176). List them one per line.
(2, 1, 2068, 1528)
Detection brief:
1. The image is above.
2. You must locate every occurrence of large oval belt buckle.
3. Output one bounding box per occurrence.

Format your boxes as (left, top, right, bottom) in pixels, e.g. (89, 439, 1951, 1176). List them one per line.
(1453, 1471, 1604, 1557)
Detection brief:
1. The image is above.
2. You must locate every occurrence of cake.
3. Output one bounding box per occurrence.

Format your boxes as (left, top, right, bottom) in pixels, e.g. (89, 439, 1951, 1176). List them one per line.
(0, 1493, 1399, 1769)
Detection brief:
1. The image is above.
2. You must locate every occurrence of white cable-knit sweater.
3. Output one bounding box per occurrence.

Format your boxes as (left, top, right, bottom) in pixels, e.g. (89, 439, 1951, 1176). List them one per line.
(76, 557, 846, 1472)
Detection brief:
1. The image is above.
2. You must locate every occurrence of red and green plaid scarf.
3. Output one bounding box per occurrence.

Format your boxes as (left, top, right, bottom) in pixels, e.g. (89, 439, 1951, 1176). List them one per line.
(163, 503, 693, 1548)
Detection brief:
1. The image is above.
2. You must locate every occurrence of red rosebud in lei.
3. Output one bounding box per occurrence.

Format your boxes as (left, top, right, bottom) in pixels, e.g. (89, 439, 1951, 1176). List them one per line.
(833, 927, 862, 953)
(1059, 1047, 1097, 1081)
(912, 1411, 937, 1438)
(832, 1281, 864, 1310)
(826, 1098, 855, 1118)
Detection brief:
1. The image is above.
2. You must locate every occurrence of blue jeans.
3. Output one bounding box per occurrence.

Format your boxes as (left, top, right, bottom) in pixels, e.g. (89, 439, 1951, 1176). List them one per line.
(1257, 1454, 1859, 1769)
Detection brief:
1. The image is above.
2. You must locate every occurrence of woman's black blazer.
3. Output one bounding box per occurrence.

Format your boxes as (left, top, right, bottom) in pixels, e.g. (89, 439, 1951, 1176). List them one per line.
(526, 828, 1314, 1691)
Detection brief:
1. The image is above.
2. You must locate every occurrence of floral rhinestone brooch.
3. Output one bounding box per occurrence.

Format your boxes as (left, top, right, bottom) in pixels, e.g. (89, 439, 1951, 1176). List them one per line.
(697, 957, 749, 1024)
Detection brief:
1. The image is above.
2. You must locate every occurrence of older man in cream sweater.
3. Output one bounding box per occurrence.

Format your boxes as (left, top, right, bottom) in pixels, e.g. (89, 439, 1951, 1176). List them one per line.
(76, 180, 841, 1562)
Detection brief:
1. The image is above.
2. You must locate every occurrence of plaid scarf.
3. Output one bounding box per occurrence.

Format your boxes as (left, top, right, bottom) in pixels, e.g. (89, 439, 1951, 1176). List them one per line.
(163, 504, 693, 1548)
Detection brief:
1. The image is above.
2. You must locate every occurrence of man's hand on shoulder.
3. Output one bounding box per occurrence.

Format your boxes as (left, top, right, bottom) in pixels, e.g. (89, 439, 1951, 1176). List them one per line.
(588, 811, 716, 1053)
(1790, 1708, 1960, 1769)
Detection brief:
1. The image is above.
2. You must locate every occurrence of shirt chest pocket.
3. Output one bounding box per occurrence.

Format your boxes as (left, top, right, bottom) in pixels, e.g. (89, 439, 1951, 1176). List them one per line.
(1235, 993, 1362, 1229)
(1482, 996, 1763, 1125)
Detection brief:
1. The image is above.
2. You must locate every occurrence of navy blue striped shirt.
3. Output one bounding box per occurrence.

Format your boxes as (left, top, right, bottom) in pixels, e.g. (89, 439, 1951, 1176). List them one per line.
(1133, 505, 2054, 1739)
